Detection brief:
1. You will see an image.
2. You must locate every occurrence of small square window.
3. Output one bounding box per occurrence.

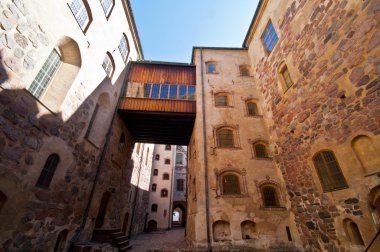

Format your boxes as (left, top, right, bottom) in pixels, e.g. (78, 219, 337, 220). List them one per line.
(165, 145, 171, 151)
(153, 169, 158, 176)
(206, 63, 216, 73)
(165, 159, 171, 165)
(155, 154, 160, 160)
(262, 20, 278, 54)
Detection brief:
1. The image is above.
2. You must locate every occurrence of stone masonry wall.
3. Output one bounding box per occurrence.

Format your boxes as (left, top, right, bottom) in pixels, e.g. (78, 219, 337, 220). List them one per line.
(248, 0, 380, 251)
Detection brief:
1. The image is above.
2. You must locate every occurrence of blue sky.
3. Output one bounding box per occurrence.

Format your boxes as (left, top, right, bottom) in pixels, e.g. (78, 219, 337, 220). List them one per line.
(130, 0, 259, 63)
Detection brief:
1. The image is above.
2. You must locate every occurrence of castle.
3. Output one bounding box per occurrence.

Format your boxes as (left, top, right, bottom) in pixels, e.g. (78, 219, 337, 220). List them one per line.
(0, 0, 379, 251)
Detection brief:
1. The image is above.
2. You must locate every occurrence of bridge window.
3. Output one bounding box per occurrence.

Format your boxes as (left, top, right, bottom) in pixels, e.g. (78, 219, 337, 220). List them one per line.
(160, 84, 169, 99)
(179, 85, 187, 99)
(151, 84, 160, 98)
(169, 85, 178, 99)
(144, 84, 151, 98)
(188, 86, 196, 100)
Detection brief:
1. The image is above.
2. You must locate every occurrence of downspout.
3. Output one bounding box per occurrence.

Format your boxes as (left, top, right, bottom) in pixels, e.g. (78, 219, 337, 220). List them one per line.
(70, 62, 132, 249)
(168, 146, 175, 229)
(200, 49, 212, 252)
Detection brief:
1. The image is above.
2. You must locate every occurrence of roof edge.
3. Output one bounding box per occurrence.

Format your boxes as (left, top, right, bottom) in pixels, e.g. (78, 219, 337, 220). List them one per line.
(191, 46, 248, 64)
(123, 0, 144, 60)
(131, 60, 195, 67)
(242, 0, 265, 48)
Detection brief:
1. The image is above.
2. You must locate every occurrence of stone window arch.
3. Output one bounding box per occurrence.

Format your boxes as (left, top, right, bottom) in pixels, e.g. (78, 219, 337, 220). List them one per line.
(278, 61, 294, 92)
(99, 0, 115, 18)
(161, 189, 168, 197)
(164, 158, 171, 165)
(250, 140, 270, 159)
(85, 92, 112, 148)
(36, 154, 60, 189)
(214, 92, 231, 107)
(213, 220, 231, 241)
(151, 204, 157, 212)
(261, 185, 280, 207)
(27, 36, 81, 112)
(206, 61, 217, 74)
(53, 229, 68, 252)
(151, 184, 156, 192)
(68, 0, 93, 33)
(241, 220, 256, 239)
(102, 52, 115, 78)
(163, 173, 169, 180)
(215, 168, 247, 197)
(313, 150, 348, 192)
(0, 191, 7, 213)
(239, 65, 250, 76)
(215, 126, 240, 148)
(118, 33, 130, 62)
(351, 135, 380, 175)
(343, 218, 365, 246)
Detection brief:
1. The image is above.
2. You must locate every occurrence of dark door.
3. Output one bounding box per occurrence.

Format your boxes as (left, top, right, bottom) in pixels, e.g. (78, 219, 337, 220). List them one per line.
(147, 220, 157, 232)
(122, 212, 129, 234)
(95, 192, 111, 228)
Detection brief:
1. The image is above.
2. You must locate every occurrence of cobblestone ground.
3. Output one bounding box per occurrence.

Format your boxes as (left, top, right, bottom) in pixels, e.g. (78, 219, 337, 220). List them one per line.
(130, 228, 188, 252)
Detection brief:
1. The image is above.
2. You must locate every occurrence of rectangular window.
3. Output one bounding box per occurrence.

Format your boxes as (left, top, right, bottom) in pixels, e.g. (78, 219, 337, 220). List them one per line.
(282, 66, 294, 89)
(207, 63, 216, 73)
(144, 84, 151, 98)
(100, 0, 113, 16)
(179, 85, 187, 100)
(262, 21, 278, 53)
(177, 179, 184, 191)
(160, 84, 169, 99)
(69, 0, 89, 30)
(169, 85, 178, 99)
(151, 84, 160, 98)
(27, 50, 61, 99)
(188, 86, 196, 100)
(176, 153, 183, 165)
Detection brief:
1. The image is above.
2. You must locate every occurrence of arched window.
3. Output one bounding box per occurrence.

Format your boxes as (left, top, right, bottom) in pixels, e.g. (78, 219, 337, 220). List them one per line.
(102, 52, 115, 78)
(176, 153, 183, 165)
(0, 191, 7, 212)
(216, 128, 234, 148)
(118, 33, 130, 62)
(151, 184, 156, 192)
(343, 219, 365, 246)
(261, 185, 280, 207)
(54, 229, 68, 252)
(161, 189, 168, 197)
(313, 151, 348, 192)
(215, 93, 229, 106)
(153, 169, 158, 176)
(27, 37, 81, 112)
(163, 173, 169, 180)
(246, 101, 259, 116)
(100, 0, 115, 17)
(36, 154, 60, 188)
(118, 133, 126, 152)
(221, 174, 241, 195)
(239, 65, 250, 76)
(254, 143, 268, 158)
(352, 135, 380, 174)
(164, 159, 171, 165)
(69, 0, 92, 32)
(151, 204, 157, 212)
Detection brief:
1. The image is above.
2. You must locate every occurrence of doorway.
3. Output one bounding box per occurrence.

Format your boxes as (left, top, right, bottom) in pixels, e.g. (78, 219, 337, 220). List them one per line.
(95, 191, 111, 228)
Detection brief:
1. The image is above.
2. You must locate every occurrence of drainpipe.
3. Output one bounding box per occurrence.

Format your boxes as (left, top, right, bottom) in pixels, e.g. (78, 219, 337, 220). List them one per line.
(200, 49, 212, 252)
(69, 62, 132, 249)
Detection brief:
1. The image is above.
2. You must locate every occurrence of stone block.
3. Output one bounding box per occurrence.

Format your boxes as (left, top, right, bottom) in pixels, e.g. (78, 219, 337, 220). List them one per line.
(14, 32, 28, 49)
(0, 15, 13, 30)
(12, 0, 29, 16)
(2, 33, 15, 49)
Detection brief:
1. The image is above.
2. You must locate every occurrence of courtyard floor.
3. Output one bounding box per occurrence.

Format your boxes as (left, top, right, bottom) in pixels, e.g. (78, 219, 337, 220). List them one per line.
(130, 228, 188, 252)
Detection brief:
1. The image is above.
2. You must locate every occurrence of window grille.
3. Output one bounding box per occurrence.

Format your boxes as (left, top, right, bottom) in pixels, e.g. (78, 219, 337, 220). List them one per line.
(222, 174, 240, 194)
(217, 129, 234, 148)
(262, 186, 279, 207)
(255, 144, 267, 158)
(215, 95, 228, 106)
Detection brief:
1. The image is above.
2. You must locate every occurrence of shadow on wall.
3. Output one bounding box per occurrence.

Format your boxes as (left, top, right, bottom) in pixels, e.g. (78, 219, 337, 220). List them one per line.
(0, 50, 9, 85)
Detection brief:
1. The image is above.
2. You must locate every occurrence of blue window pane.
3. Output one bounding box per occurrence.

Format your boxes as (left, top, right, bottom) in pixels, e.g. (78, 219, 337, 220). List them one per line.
(262, 21, 278, 53)
(144, 84, 151, 98)
(179, 85, 187, 99)
(151, 84, 160, 98)
(169, 85, 178, 99)
(207, 63, 216, 73)
(188, 86, 196, 100)
(160, 84, 169, 99)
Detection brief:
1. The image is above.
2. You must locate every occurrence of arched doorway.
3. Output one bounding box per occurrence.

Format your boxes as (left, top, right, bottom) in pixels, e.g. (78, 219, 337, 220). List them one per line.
(172, 207, 182, 226)
(122, 212, 130, 234)
(172, 201, 186, 227)
(95, 191, 111, 228)
(147, 220, 157, 232)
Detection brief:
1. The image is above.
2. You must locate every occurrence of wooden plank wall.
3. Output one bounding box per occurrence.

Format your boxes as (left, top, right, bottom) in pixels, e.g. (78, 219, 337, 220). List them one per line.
(119, 97, 196, 113)
(128, 63, 196, 85)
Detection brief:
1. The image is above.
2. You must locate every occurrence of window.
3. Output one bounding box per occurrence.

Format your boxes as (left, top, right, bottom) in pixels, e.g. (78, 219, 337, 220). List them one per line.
(206, 62, 216, 73)
(152, 184, 157, 192)
(344, 219, 365, 246)
(169, 85, 178, 99)
(313, 151, 348, 192)
(145, 149, 150, 165)
(222, 174, 241, 195)
(160, 84, 169, 99)
(0, 191, 7, 212)
(155, 154, 160, 160)
(177, 179, 184, 191)
(262, 20, 278, 54)
(279, 64, 294, 90)
(36, 154, 60, 188)
(27, 50, 61, 99)
(118, 133, 126, 152)
(188, 86, 196, 100)
(261, 186, 280, 207)
(100, 0, 114, 17)
(163, 173, 169, 180)
(69, 0, 92, 32)
(176, 153, 183, 165)
(153, 169, 158, 176)
(254, 144, 268, 158)
(215, 94, 229, 107)
(246, 101, 259, 116)
(161, 189, 168, 197)
(164, 159, 171, 165)
(151, 204, 157, 212)
(165, 145, 171, 151)
(239, 65, 250, 76)
(217, 128, 234, 148)
(118, 34, 129, 62)
(102, 53, 114, 78)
